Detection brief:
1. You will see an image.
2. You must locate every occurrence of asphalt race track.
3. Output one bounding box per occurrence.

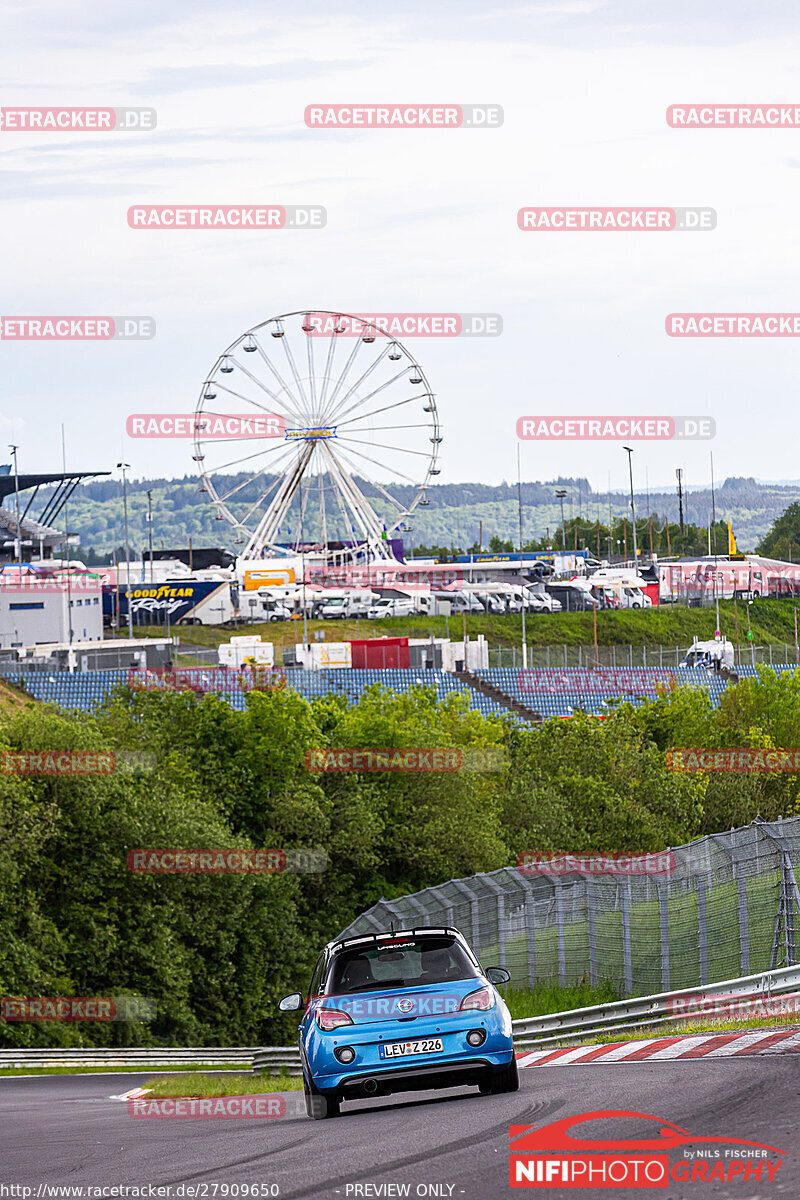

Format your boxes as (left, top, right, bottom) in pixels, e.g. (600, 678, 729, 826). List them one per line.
(1, 1062, 797, 1199)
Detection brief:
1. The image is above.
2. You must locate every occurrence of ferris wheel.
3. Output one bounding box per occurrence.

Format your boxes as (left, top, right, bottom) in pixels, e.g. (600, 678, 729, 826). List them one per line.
(192, 310, 441, 561)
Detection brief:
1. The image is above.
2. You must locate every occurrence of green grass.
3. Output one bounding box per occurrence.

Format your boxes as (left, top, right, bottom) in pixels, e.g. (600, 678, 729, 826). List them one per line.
(503, 980, 619, 1021)
(120, 599, 800, 657)
(144, 1072, 303, 1097)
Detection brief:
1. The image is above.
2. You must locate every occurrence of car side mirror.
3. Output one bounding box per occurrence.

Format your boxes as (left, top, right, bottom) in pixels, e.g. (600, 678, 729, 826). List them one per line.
(485, 967, 510, 985)
(278, 992, 303, 1012)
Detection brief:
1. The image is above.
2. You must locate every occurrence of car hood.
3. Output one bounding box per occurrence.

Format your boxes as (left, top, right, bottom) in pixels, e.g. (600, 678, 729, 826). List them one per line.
(314, 978, 489, 1026)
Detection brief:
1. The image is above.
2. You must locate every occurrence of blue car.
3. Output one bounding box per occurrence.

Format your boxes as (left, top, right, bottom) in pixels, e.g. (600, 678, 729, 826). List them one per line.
(279, 925, 518, 1119)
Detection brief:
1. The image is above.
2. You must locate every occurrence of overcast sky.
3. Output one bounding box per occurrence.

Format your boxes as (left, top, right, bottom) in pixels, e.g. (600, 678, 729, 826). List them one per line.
(2, 0, 800, 503)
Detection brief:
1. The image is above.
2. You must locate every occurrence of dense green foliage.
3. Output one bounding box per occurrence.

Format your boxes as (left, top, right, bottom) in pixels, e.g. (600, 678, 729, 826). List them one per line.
(2, 669, 800, 1046)
(756, 500, 800, 561)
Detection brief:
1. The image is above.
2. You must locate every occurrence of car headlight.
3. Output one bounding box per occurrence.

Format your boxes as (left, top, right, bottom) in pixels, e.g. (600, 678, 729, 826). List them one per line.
(460, 985, 495, 1012)
(315, 1007, 354, 1032)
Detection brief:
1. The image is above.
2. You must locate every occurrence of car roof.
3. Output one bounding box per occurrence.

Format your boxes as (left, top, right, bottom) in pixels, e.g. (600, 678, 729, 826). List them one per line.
(326, 926, 467, 955)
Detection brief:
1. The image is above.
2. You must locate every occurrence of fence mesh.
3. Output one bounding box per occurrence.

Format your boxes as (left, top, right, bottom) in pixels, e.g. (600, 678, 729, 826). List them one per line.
(338, 818, 800, 996)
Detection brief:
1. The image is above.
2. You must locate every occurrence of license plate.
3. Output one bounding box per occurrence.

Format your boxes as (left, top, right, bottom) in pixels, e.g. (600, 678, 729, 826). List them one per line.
(379, 1037, 443, 1059)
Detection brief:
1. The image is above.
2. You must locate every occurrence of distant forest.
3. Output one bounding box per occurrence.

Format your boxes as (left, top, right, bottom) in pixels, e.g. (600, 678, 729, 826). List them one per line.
(38, 472, 800, 560)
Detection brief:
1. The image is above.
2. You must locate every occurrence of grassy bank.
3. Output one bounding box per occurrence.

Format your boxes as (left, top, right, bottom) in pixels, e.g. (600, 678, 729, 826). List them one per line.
(145, 1072, 303, 1097)
(122, 598, 800, 657)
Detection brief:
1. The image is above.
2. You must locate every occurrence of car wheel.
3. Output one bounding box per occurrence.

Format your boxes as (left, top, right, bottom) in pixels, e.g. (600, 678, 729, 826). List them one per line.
(303, 1070, 340, 1119)
(480, 1057, 520, 1095)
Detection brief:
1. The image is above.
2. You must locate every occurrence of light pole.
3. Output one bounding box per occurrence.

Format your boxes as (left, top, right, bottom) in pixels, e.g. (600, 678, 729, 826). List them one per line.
(117, 462, 133, 639)
(517, 445, 527, 668)
(555, 489, 567, 571)
(623, 446, 638, 568)
(146, 489, 154, 583)
(9, 444, 22, 579)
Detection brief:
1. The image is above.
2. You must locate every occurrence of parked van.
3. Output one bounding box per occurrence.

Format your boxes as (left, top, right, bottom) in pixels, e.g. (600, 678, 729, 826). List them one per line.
(367, 597, 415, 619)
(449, 591, 485, 615)
(680, 636, 735, 671)
(319, 590, 377, 619)
(545, 582, 597, 612)
(261, 598, 293, 622)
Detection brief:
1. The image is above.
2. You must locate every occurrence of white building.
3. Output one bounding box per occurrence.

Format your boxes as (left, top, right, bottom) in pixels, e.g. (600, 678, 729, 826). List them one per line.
(0, 568, 103, 648)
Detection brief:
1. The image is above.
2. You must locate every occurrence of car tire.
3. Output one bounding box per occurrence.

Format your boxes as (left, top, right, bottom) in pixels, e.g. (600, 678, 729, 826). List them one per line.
(303, 1070, 340, 1119)
(480, 1057, 519, 1095)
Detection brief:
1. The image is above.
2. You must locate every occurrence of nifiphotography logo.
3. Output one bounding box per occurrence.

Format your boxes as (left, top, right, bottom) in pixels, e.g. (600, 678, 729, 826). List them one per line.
(508, 1110, 784, 1188)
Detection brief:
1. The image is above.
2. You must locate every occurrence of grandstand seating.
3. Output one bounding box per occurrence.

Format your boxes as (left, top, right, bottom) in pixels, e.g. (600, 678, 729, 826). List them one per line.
(1, 663, 797, 721)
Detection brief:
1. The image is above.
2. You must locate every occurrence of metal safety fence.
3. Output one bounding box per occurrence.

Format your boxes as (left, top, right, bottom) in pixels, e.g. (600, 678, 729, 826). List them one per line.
(488, 645, 798, 669)
(338, 817, 800, 996)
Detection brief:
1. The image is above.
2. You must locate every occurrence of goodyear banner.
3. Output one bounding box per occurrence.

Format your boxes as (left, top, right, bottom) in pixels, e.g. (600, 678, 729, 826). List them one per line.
(104, 579, 227, 622)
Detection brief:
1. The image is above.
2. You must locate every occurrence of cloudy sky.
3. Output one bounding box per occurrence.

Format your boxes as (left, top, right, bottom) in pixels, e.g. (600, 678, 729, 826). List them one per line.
(2, 0, 800, 504)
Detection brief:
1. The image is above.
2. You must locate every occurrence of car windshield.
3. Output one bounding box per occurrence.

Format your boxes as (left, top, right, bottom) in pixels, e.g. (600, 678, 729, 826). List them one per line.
(326, 935, 479, 994)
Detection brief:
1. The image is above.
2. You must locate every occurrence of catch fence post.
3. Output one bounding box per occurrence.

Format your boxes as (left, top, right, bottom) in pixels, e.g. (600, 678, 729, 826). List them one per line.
(696, 875, 708, 986)
(586, 877, 598, 986)
(556, 880, 566, 986)
(621, 880, 633, 995)
(658, 879, 670, 992)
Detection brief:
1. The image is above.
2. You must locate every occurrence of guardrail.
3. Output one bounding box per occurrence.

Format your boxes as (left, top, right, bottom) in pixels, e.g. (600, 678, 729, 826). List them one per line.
(0, 1048, 262, 1069)
(3, 964, 800, 1071)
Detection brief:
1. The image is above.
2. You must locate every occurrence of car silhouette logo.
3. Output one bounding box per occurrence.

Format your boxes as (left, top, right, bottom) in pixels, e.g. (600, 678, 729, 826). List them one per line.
(396, 999, 414, 1013)
(509, 1110, 783, 1155)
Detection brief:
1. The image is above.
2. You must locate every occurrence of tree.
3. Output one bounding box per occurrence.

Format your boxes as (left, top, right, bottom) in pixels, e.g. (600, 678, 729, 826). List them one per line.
(756, 502, 800, 561)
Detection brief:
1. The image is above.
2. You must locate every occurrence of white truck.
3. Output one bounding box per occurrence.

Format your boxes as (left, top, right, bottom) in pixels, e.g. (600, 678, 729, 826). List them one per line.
(680, 636, 735, 671)
(319, 590, 378, 619)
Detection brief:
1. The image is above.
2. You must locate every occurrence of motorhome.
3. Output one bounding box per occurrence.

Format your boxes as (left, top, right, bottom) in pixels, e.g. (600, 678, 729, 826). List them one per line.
(589, 569, 652, 609)
(319, 590, 377, 619)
